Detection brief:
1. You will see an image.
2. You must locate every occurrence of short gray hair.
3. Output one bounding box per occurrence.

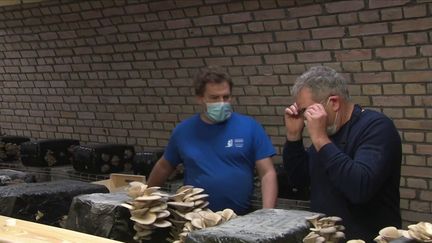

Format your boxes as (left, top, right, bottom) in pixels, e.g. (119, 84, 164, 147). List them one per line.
(292, 66, 350, 101)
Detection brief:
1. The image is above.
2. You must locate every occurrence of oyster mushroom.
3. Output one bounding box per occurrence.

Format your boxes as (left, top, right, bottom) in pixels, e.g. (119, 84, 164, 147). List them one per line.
(407, 222, 432, 242)
(305, 214, 322, 228)
(347, 240, 365, 243)
(379, 226, 401, 241)
(131, 212, 157, 225)
(303, 232, 320, 243)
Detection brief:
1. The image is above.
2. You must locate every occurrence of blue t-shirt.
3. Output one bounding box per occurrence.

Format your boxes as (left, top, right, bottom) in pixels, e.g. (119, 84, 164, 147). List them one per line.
(164, 112, 275, 215)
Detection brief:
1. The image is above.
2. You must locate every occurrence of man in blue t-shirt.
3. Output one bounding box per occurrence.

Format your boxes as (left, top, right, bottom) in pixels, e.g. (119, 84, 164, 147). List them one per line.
(147, 66, 277, 215)
(283, 66, 402, 242)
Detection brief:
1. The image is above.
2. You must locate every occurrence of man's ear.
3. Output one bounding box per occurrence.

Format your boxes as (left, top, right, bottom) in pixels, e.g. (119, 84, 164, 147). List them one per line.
(329, 96, 340, 111)
(196, 95, 205, 105)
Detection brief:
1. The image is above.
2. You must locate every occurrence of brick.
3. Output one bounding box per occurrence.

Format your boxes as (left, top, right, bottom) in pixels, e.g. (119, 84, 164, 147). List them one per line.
(299, 17, 317, 29)
(405, 83, 427, 94)
(407, 33, 428, 45)
(359, 10, 380, 22)
(194, 16, 220, 26)
(342, 62, 361, 72)
(149, 0, 175, 11)
(325, 0, 364, 13)
(405, 58, 428, 70)
(404, 4, 427, 18)
(404, 132, 425, 142)
(353, 72, 392, 83)
(250, 76, 279, 85)
(280, 19, 298, 30)
(341, 38, 361, 48)
(383, 60, 403, 71)
(373, 96, 410, 106)
(393, 17, 432, 33)
(420, 191, 432, 202)
(420, 45, 432, 56)
(335, 49, 371, 61)
(81, 10, 103, 20)
(318, 15, 337, 26)
(369, 0, 410, 9)
(312, 27, 345, 39)
(254, 9, 286, 20)
(205, 57, 233, 66)
(417, 144, 432, 155)
(263, 21, 281, 31)
(396, 119, 431, 130)
(395, 71, 432, 82)
(410, 200, 430, 212)
(383, 84, 403, 94)
(406, 155, 426, 166)
(53, 65, 72, 72)
(401, 210, 432, 223)
(349, 23, 388, 36)
(222, 12, 252, 24)
(384, 34, 405, 46)
(362, 61, 382, 71)
(179, 58, 204, 67)
(376, 47, 416, 58)
(275, 30, 310, 41)
(154, 60, 179, 69)
(238, 96, 267, 105)
(20, 66, 36, 73)
(288, 4, 322, 18)
(124, 3, 149, 14)
(322, 39, 340, 49)
(160, 39, 184, 49)
(20, 50, 37, 58)
(304, 40, 321, 50)
(363, 36, 383, 47)
(362, 84, 382, 95)
(61, 13, 81, 22)
(405, 108, 426, 118)
(212, 36, 240, 46)
(243, 33, 273, 43)
(233, 56, 262, 65)
(297, 51, 331, 63)
(166, 19, 192, 29)
(402, 165, 432, 178)
(119, 96, 140, 104)
(381, 7, 403, 21)
(338, 13, 359, 25)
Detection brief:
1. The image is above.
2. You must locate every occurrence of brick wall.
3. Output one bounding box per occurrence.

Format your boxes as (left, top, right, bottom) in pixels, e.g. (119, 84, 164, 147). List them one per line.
(0, 0, 430, 226)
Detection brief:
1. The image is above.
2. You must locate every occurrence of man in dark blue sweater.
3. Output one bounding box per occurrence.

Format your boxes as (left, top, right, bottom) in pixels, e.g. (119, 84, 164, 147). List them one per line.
(283, 66, 402, 242)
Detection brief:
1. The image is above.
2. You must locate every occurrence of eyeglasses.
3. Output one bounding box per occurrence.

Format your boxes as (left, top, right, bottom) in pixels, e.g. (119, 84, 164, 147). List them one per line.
(297, 96, 333, 116)
(297, 107, 306, 116)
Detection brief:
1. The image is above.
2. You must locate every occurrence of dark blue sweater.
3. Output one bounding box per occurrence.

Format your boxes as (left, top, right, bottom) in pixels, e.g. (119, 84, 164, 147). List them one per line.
(283, 105, 402, 242)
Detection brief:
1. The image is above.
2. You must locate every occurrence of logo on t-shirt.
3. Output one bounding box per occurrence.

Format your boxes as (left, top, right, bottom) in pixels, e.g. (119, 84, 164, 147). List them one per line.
(225, 138, 244, 148)
(234, 138, 244, 148)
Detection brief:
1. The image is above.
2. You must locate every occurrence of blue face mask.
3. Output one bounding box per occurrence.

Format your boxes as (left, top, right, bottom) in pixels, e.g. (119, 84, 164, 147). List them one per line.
(205, 102, 232, 123)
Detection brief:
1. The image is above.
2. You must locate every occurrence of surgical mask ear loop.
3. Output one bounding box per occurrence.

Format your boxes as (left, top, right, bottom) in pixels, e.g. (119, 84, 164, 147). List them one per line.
(324, 98, 338, 136)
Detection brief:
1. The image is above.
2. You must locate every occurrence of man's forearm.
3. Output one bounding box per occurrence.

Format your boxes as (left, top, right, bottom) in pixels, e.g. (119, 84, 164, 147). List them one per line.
(260, 172, 278, 208)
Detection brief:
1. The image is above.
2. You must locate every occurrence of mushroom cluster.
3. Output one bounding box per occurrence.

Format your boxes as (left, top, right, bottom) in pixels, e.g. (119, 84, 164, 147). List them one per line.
(166, 185, 210, 242)
(121, 181, 172, 242)
(173, 208, 237, 243)
(374, 222, 432, 243)
(0, 142, 21, 160)
(374, 226, 403, 242)
(303, 214, 345, 243)
(44, 149, 57, 166)
(406, 222, 432, 242)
